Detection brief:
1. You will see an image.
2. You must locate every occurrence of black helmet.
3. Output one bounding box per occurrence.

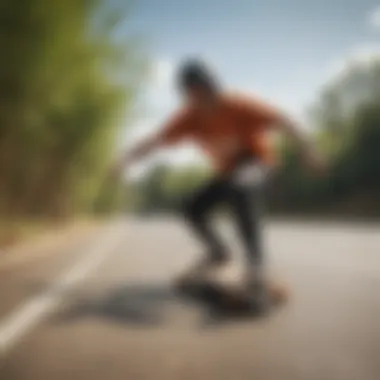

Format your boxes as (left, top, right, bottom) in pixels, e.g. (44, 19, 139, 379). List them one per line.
(177, 58, 220, 93)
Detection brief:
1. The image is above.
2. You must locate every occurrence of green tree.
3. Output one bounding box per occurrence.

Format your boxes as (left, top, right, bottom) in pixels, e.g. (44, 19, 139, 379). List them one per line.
(0, 0, 145, 218)
(271, 57, 380, 216)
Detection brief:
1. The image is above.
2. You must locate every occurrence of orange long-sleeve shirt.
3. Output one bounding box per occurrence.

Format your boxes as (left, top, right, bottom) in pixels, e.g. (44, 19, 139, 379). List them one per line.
(161, 93, 280, 173)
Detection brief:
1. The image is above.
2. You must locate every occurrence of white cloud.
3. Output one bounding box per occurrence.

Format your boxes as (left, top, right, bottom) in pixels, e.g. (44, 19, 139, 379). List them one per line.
(324, 44, 380, 84)
(144, 58, 178, 111)
(150, 59, 174, 88)
(369, 6, 380, 29)
(126, 58, 177, 141)
(303, 43, 380, 125)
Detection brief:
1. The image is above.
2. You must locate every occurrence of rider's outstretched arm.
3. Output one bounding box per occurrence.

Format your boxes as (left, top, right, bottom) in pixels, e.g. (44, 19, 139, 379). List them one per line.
(112, 133, 164, 175)
(275, 114, 327, 175)
(111, 109, 192, 177)
(241, 96, 326, 174)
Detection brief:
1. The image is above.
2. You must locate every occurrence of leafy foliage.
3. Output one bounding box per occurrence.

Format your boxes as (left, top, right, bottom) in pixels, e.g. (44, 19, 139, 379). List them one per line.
(0, 0, 145, 218)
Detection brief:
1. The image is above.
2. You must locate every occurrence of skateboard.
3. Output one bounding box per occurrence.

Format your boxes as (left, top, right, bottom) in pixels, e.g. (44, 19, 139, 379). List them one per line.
(174, 274, 289, 316)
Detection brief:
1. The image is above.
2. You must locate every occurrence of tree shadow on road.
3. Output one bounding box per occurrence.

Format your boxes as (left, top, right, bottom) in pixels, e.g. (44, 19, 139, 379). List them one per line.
(51, 282, 265, 329)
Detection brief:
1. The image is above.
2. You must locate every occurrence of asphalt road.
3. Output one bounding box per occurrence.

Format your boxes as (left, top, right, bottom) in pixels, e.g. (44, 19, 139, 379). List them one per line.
(1, 218, 380, 380)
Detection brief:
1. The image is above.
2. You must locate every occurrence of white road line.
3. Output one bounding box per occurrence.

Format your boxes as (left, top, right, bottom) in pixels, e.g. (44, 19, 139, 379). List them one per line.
(0, 221, 126, 354)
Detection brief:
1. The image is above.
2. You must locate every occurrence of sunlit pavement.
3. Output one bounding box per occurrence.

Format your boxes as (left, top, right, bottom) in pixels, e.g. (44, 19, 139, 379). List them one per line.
(1, 218, 380, 380)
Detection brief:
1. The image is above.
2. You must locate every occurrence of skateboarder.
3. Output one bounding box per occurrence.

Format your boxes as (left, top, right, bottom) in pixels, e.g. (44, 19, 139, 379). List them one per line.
(111, 58, 325, 307)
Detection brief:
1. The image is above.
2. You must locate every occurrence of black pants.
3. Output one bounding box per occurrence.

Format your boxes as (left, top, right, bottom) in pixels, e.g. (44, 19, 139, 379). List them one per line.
(182, 163, 266, 268)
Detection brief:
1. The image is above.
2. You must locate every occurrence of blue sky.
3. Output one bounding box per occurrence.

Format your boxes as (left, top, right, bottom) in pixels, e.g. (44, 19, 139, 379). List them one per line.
(120, 0, 380, 173)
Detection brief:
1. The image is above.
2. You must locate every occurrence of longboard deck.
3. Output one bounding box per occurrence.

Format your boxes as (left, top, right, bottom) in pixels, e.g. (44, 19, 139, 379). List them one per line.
(174, 276, 289, 316)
